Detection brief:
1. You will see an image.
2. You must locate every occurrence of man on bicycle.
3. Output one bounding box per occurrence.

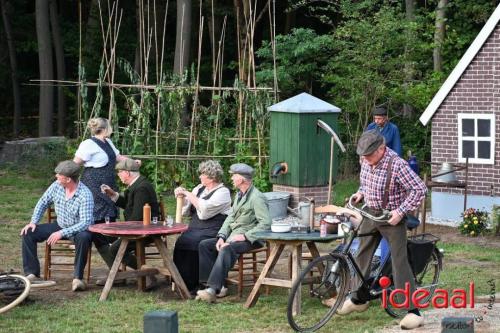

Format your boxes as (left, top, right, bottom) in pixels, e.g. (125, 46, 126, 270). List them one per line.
(338, 129, 427, 330)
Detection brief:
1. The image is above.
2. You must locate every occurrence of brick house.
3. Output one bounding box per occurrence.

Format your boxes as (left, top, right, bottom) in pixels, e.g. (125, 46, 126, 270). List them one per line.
(420, 5, 500, 222)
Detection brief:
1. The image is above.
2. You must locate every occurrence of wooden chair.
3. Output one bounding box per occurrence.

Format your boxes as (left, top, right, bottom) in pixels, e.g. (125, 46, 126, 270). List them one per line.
(43, 207, 92, 283)
(226, 243, 270, 298)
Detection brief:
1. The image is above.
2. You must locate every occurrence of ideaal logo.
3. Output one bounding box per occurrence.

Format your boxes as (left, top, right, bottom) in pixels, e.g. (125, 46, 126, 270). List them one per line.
(379, 276, 496, 322)
(379, 276, 475, 309)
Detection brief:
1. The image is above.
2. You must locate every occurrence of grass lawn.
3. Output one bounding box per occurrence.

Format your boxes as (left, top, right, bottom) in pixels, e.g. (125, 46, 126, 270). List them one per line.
(0, 167, 498, 333)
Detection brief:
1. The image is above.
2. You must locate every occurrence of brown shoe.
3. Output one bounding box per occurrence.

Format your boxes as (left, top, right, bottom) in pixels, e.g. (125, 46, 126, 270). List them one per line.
(400, 313, 424, 330)
(196, 288, 216, 303)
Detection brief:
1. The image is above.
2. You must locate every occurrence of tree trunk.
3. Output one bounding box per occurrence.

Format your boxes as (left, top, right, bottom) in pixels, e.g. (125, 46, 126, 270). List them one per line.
(0, 0, 22, 136)
(49, 0, 66, 136)
(403, 0, 416, 117)
(134, 0, 143, 78)
(36, 0, 54, 137)
(405, 0, 415, 21)
(433, 0, 448, 72)
(284, 8, 296, 34)
(173, 0, 192, 76)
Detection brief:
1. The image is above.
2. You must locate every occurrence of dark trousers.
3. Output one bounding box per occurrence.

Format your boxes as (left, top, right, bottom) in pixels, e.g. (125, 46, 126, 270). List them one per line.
(352, 218, 416, 310)
(22, 223, 92, 279)
(92, 218, 118, 268)
(198, 238, 260, 293)
(173, 248, 199, 292)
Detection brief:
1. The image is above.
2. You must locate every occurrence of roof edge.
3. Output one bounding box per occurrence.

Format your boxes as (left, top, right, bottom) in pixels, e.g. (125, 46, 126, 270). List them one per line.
(420, 3, 500, 126)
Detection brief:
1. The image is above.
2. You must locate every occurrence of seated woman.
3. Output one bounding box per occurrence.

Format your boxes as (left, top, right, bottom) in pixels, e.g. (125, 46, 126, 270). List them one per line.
(173, 160, 231, 295)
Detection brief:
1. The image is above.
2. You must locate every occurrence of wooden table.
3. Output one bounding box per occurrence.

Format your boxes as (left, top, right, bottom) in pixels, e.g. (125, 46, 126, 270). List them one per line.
(89, 221, 190, 301)
(244, 231, 342, 315)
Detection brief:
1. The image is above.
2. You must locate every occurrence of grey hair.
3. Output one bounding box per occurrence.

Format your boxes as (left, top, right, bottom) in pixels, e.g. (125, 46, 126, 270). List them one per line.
(87, 117, 112, 137)
(198, 160, 223, 182)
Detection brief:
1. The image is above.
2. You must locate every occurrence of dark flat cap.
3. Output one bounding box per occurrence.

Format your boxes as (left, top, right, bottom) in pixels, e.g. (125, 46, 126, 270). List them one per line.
(115, 158, 140, 171)
(229, 163, 254, 179)
(356, 129, 385, 156)
(372, 107, 387, 116)
(55, 160, 81, 178)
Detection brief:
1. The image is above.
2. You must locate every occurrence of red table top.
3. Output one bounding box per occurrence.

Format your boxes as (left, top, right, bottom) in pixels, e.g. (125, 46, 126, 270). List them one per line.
(89, 221, 188, 236)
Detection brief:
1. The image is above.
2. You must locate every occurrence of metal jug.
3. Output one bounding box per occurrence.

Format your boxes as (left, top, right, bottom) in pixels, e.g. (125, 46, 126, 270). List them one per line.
(433, 162, 458, 183)
(298, 201, 311, 227)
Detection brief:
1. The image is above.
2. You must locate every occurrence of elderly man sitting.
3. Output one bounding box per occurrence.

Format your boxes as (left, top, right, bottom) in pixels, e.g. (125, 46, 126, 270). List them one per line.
(20, 160, 94, 291)
(196, 163, 271, 303)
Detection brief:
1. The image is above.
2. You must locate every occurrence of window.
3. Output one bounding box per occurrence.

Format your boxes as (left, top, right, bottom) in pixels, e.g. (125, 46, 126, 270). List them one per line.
(457, 114, 495, 164)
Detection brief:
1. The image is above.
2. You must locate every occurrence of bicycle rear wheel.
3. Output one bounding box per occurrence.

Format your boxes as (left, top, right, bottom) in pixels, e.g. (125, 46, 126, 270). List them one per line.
(287, 253, 350, 332)
(0, 275, 31, 314)
(385, 247, 442, 318)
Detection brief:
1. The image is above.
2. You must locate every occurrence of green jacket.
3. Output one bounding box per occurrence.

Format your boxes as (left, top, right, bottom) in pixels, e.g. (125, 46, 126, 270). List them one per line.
(217, 185, 271, 244)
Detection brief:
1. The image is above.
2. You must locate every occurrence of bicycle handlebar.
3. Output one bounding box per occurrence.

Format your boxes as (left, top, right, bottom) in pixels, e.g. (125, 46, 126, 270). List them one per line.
(347, 195, 392, 222)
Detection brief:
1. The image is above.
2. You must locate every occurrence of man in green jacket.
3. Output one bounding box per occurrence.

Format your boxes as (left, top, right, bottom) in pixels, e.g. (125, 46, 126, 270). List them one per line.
(196, 163, 271, 303)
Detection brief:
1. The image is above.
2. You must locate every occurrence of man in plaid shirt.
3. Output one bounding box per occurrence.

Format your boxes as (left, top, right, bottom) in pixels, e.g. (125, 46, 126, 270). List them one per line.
(337, 130, 427, 330)
(20, 160, 94, 292)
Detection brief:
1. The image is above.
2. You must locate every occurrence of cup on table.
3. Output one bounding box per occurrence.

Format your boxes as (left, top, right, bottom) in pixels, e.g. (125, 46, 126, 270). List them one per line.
(105, 216, 110, 224)
(152, 216, 158, 225)
(166, 215, 174, 227)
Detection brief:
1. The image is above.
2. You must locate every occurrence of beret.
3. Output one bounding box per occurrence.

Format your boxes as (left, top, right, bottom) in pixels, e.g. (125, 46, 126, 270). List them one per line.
(115, 158, 140, 171)
(356, 129, 385, 156)
(54, 160, 81, 178)
(229, 163, 254, 179)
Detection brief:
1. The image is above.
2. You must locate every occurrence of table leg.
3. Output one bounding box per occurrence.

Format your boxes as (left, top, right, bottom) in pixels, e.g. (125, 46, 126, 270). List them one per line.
(291, 243, 303, 316)
(99, 238, 129, 301)
(153, 237, 191, 300)
(136, 239, 146, 291)
(305, 241, 324, 275)
(244, 242, 284, 308)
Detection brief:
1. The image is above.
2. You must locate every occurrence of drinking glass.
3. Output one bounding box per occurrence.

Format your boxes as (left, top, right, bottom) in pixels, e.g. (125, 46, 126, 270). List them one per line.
(105, 216, 110, 224)
(166, 215, 174, 227)
(152, 216, 158, 225)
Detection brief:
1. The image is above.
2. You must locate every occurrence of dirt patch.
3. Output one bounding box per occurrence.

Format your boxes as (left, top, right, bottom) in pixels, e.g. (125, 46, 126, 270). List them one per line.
(420, 224, 500, 248)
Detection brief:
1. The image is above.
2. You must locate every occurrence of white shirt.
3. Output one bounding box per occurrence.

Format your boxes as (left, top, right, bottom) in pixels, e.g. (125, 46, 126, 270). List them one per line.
(75, 138, 120, 168)
(182, 183, 232, 220)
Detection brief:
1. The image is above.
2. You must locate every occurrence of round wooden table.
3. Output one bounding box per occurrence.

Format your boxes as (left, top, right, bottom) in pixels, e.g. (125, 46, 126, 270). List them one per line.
(89, 221, 190, 301)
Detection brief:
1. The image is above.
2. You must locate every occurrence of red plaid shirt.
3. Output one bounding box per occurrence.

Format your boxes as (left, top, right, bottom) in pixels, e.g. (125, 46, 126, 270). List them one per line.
(359, 148, 427, 217)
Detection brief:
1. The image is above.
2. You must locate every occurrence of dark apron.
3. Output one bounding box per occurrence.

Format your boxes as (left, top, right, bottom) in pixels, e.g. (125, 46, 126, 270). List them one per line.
(80, 137, 118, 221)
(175, 186, 228, 251)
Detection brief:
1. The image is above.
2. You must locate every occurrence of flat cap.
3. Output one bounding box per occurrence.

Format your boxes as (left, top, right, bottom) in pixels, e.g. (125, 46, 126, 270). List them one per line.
(356, 129, 385, 156)
(115, 158, 140, 171)
(372, 107, 387, 116)
(229, 163, 254, 179)
(54, 160, 81, 178)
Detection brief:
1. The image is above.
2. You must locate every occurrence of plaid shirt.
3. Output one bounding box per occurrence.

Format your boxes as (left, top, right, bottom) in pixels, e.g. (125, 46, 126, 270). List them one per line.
(359, 148, 427, 217)
(31, 181, 94, 238)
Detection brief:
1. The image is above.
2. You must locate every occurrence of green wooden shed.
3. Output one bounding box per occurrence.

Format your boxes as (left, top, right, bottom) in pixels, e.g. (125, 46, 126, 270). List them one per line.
(269, 93, 341, 187)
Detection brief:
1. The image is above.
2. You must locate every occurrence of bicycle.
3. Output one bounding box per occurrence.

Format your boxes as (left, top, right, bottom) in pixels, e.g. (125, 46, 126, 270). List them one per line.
(286, 195, 443, 332)
(0, 270, 56, 314)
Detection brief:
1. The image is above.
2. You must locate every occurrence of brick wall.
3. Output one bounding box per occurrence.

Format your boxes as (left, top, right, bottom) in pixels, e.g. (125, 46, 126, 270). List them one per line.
(272, 184, 330, 208)
(431, 25, 500, 197)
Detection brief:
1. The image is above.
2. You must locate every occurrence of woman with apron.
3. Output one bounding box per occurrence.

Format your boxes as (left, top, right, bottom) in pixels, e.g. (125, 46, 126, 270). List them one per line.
(73, 117, 140, 268)
(173, 160, 232, 295)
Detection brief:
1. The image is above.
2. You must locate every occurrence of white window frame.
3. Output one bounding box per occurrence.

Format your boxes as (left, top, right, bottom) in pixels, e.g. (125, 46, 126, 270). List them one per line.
(457, 113, 495, 164)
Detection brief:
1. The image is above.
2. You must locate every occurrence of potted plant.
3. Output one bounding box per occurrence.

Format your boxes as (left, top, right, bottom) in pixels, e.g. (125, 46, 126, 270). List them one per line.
(458, 208, 488, 237)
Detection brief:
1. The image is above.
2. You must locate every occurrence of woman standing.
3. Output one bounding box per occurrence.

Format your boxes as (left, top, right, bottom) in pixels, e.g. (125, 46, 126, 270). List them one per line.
(173, 160, 231, 294)
(73, 117, 137, 267)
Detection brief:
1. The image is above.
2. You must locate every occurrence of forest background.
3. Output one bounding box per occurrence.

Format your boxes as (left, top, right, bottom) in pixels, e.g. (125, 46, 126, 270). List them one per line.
(0, 0, 498, 191)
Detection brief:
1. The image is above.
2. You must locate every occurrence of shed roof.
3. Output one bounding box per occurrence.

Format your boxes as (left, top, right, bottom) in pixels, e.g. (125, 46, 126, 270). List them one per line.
(419, 4, 500, 126)
(268, 92, 341, 113)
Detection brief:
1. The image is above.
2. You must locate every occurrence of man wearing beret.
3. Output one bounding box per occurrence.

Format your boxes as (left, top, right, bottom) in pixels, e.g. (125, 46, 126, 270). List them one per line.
(196, 163, 271, 303)
(336, 130, 427, 329)
(98, 158, 159, 281)
(366, 106, 402, 157)
(20, 160, 94, 291)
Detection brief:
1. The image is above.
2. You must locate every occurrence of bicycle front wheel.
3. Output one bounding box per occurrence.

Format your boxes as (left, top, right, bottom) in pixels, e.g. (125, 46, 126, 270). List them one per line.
(287, 253, 350, 332)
